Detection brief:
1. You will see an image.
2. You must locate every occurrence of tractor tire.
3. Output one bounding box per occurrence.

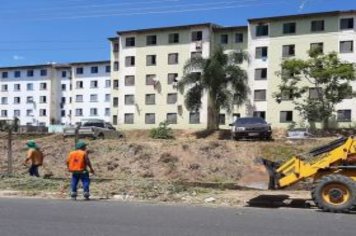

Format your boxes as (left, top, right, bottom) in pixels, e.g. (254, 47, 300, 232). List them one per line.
(311, 174, 356, 213)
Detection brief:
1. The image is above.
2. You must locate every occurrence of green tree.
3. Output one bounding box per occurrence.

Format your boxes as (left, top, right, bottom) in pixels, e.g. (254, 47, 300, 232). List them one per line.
(275, 49, 356, 129)
(178, 47, 249, 130)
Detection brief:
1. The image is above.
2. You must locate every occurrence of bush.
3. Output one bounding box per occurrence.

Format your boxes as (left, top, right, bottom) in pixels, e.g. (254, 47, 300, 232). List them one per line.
(149, 122, 174, 139)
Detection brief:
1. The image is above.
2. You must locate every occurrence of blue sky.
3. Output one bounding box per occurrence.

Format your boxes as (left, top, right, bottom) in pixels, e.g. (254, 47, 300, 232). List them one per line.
(0, 0, 354, 66)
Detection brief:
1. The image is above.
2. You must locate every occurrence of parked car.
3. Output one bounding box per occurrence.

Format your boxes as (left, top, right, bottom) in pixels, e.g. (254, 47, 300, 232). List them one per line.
(229, 117, 272, 140)
(63, 119, 123, 139)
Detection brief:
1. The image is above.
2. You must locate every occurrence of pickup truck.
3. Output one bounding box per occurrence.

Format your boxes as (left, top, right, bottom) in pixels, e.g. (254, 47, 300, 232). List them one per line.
(63, 119, 123, 139)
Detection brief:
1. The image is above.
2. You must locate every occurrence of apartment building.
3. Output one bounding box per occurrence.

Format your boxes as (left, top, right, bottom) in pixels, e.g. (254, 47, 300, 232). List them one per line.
(0, 61, 111, 126)
(110, 10, 356, 129)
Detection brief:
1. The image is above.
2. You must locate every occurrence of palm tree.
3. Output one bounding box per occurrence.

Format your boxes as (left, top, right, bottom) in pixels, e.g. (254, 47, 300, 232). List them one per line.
(178, 46, 249, 130)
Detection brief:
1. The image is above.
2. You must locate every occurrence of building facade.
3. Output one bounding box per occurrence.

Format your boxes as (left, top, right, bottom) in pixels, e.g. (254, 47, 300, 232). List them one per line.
(0, 61, 111, 126)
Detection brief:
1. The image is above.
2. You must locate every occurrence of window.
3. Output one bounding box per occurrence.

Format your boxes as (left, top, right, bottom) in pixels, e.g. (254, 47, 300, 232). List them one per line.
(146, 55, 156, 66)
(76, 95, 83, 102)
(146, 35, 157, 45)
(113, 97, 119, 107)
(61, 97, 66, 105)
(113, 43, 119, 52)
(90, 80, 98, 88)
(124, 113, 134, 124)
(105, 108, 110, 116)
(1, 97, 7, 104)
(191, 31, 203, 41)
(105, 65, 111, 73)
(220, 34, 228, 44)
(340, 18, 354, 30)
(235, 33, 243, 43)
(113, 61, 119, 71)
(254, 89, 266, 101)
(280, 89, 294, 100)
(1, 85, 8, 92)
(168, 53, 179, 65)
(126, 37, 135, 47)
(337, 110, 351, 122)
(125, 76, 135, 86)
(283, 22, 296, 34)
(75, 109, 83, 117)
(14, 110, 20, 117)
(90, 108, 98, 116)
(61, 71, 67, 78)
(255, 68, 267, 80)
(146, 74, 156, 85)
(168, 33, 179, 43)
(27, 83, 33, 91)
(282, 44, 295, 57)
(255, 47, 268, 59)
(2, 71, 8, 78)
(219, 114, 226, 125)
(145, 94, 155, 105)
(253, 111, 266, 119)
(76, 67, 84, 74)
(39, 96, 47, 103)
(309, 87, 322, 99)
(340, 41, 353, 53)
(167, 73, 178, 85)
(26, 109, 33, 117)
(145, 113, 155, 124)
(14, 84, 21, 91)
(233, 113, 241, 119)
(40, 82, 47, 90)
(27, 70, 34, 77)
(124, 95, 134, 105)
(113, 80, 119, 89)
(14, 97, 21, 104)
(40, 69, 47, 76)
(76, 81, 83, 89)
(166, 113, 177, 124)
(105, 80, 111, 88)
(310, 43, 323, 54)
(191, 51, 202, 58)
(311, 20, 324, 32)
(61, 110, 66, 117)
(90, 94, 98, 102)
(125, 56, 135, 67)
(105, 94, 111, 102)
(167, 93, 177, 104)
(280, 111, 293, 123)
(189, 112, 200, 124)
(91, 66, 98, 74)
(39, 109, 47, 116)
(26, 96, 33, 103)
(256, 24, 269, 36)
(14, 71, 21, 78)
(1, 110, 8, 117)
(61, 84, 66, 91)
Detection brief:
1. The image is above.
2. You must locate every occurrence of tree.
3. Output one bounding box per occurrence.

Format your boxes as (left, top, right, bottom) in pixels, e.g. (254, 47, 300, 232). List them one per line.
(275, 49, 356, 129)
(178, 47, 249, 130)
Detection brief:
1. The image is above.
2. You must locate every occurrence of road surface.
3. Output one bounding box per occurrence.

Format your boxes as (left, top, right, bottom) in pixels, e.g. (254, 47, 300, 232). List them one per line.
(0, 198, 354, 236)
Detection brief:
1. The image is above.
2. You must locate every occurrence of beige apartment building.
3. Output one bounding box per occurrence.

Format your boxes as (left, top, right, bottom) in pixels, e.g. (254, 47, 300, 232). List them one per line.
(109, 10, 356, 130)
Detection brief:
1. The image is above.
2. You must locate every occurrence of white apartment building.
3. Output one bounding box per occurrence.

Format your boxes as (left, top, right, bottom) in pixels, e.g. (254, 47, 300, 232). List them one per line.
(0, 61, 111, 126)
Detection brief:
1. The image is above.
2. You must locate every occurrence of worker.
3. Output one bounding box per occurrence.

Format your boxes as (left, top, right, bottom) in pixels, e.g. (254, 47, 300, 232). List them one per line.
(66, 141, 95, 200)
(23, 140, 44, 177)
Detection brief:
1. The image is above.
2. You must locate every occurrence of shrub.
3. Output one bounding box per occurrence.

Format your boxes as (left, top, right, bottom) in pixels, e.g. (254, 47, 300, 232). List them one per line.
(149, 121, 174, 139)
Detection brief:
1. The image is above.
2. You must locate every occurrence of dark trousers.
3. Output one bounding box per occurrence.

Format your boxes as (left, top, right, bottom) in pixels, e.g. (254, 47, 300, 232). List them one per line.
(29, 165, 40, 177)
(71, 172, 90, 198)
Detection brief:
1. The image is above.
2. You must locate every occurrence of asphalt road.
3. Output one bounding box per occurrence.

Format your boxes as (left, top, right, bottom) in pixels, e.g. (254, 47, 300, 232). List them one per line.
(0, 198, 355, 236)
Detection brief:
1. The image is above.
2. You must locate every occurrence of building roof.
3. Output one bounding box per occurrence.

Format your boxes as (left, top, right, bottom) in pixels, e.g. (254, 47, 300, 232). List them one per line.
(248, 10, 356, 22)
(213, 25, 248, 32)
(0, 64, 56, 71)
(117, 23, 222, 35)
(0, 60, 110, 70)
(69, 60, 110, 66)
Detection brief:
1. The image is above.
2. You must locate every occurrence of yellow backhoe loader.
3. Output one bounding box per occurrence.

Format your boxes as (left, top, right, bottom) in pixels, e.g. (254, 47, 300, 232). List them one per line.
(262, 136, 356, 213)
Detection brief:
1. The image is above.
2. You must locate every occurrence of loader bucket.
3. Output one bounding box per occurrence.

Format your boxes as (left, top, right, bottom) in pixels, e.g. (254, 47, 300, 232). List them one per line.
(261, 158, 282, 190)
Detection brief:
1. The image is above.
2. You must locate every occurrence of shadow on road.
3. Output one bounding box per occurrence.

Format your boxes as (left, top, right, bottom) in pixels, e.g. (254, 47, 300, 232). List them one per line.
(246, 194, 313, 209)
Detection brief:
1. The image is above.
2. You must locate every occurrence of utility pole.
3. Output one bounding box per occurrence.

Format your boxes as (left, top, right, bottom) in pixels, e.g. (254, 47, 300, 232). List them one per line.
(7, 127, 13, 176)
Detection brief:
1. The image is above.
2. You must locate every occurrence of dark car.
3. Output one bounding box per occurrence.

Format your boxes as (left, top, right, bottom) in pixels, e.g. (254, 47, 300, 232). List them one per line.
(230, 117, 272, 140)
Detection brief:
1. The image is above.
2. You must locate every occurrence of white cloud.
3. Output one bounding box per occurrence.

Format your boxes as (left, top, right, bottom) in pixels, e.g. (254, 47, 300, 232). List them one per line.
(299, 0, 308, 12)
(13, 55, 25, 60)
